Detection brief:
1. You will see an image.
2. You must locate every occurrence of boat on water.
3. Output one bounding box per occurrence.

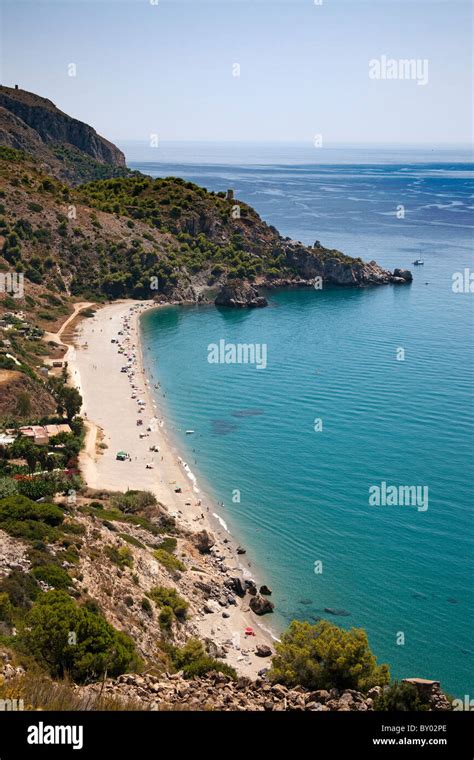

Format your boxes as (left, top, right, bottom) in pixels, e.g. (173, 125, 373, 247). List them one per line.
(185, 430, 195, 435)
(413, 258, 424, 265)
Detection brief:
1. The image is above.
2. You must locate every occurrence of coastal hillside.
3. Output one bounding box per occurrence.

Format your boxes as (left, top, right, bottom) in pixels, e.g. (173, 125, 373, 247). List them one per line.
(0, 86, 127, 185)
(0, 87, 411, 324)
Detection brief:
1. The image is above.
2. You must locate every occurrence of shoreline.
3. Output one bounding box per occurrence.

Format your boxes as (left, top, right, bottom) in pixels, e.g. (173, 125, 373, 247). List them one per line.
(67, 299, 279, 677)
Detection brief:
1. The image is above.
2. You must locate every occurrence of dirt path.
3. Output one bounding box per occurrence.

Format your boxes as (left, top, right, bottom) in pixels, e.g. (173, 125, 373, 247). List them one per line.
(43, 301, 96, 349)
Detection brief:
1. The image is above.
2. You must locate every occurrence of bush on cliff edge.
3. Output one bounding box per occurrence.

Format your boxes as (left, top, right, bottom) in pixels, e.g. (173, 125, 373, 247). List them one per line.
(269, 619, 390, 692)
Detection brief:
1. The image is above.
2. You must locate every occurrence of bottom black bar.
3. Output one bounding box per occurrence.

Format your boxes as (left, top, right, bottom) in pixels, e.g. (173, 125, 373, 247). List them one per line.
(0, 710, 472, 757)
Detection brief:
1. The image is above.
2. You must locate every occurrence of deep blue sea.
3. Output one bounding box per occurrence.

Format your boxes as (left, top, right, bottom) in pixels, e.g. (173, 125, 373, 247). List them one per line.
(126, 143, 473, 698)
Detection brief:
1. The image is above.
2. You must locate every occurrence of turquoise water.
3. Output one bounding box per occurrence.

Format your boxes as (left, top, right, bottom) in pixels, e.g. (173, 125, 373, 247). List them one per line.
(138, 150, 473, 697)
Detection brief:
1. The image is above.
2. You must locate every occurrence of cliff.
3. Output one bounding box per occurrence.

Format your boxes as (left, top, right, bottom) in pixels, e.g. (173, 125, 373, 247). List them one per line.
(0, 86, 126, 184)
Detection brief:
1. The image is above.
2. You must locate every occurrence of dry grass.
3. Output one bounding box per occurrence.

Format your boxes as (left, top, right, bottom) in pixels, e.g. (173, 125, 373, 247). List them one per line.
(0, 673, 148, 712)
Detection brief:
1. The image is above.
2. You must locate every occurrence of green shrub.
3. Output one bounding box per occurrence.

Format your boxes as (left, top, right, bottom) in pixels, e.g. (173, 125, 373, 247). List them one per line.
(17, 477, 57, 500)
(20, 590, 141, 682)
(169, 637, 205, 669)
(181, 657, 237, 680)
(111, 490, 157, 514)
(27, 202, 43, 213)
(37, 311, 56, 322)
(79, 504, 161, 535)
(0, 592, 14, 624)
(159, 537, 177, 554)
(374, 682, 430, 711)
(118, 533, 146, 550)
(0, 569, 40, 609)
(61, 521, 85, 537)
(105, 545, 134, 569)
(0, 478, 18, 499)
(153, 548, 185, 574)
(60, 543, 81, 565)
(32, 564, 72, 590)
(141, 597, 153, 616)
(14, 473, 81, 502)
(0, 495, 64, 541)
(148, 586, 188, 621)
(168, 638, 237, 680)
(158, 605, 174, 631)
(269, 620, 390, 692)
(0, 496, 63, 526)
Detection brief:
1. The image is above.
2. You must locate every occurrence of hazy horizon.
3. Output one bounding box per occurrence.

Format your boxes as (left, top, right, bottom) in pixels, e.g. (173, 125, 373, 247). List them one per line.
(1, 0, 472, 145)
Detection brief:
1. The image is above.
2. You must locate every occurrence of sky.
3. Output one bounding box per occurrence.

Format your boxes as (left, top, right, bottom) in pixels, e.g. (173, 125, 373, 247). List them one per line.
(0, 0, 472, 145)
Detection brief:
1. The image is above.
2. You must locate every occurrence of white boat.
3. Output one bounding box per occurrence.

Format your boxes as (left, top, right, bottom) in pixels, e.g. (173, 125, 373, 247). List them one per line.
(413, 258, 424, 265)
(185, 430, 195, 435)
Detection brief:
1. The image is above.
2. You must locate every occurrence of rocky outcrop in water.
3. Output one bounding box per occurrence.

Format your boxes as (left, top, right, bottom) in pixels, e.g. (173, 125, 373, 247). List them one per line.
(215, 282, 268, 308)
(249, 594, 275, 615)
(283, 243, 410, 287)
(392, 268, 413, 283)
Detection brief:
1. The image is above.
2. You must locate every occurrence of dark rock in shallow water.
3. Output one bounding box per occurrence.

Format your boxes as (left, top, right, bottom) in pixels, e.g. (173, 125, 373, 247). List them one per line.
(225, 577, 246, 597)
(446, 597, 458, 604)
(250, 594, 275, 615)
(299, 599, 313, 605)
(392, 268, 413, 283)
(259, 585, 272, 596)
(215, 282, 268, 308)
(236, 546, 246, 555)
(245, 580, 258, 596)
(324, 607, 351, 617)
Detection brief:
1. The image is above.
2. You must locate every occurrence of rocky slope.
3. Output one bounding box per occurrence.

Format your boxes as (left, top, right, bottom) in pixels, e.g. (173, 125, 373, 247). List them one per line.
(0, 487, 452, 712)
(0, 649, 451, 712)
(0, 86, 126, 184)
(0, 487, 277, 675)
(78, 671, 451, 712)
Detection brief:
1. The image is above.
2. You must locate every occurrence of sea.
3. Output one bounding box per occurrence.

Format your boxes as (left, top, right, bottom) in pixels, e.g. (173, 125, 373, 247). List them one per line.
(122, 142, 473, 697)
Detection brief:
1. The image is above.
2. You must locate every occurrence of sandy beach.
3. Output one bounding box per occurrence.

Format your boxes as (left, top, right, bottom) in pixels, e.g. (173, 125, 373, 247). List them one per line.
(66, 300, 277, 677)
